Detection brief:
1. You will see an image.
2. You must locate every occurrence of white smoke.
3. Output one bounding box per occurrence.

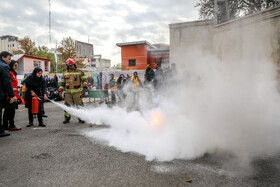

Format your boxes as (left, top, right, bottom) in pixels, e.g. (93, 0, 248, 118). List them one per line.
(52, 20, 280, 168)
(53, 53, 280, 164)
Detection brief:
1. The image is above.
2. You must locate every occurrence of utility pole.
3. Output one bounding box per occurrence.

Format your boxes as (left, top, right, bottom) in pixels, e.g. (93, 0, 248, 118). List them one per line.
(55, 41, 58, 73)
(49, 0, 51, 48)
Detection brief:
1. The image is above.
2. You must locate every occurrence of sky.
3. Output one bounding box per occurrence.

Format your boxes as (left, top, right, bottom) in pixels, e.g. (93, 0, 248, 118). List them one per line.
(0, 0, 199, 65)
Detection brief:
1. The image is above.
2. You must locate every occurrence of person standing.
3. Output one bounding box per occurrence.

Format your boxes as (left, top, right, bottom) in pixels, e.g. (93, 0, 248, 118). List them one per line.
(109, 74, 117, 104)
(96, 75, 100, 89)
(53, 74, 58, 88)
(24, 67, 48, 127)
(131, 72, 142, 105)
(58, 58, 87, 124)
(21, 74, 28, 101)
(87, 76, 94, 89)
(116, 74, 126, 102)
(3, 60, 21, 131)
(144, 64, 155, 85)
(41, 75, 48, 118)
(0, 51, 17, 137)
(154, 63, 164, 89)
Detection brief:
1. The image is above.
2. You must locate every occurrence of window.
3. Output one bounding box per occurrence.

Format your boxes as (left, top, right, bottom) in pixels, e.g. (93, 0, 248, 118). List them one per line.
(45, 61, 49, 71)
(34, 61, 41, 68)
(129, 59, 136, 66)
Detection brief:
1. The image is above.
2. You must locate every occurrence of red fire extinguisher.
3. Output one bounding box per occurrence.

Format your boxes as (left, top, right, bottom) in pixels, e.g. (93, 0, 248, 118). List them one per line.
(32, 96, 39, 114)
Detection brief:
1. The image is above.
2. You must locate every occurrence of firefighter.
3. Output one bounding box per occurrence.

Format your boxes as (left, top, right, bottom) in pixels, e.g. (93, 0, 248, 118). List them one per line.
(58, 58, 87, 124)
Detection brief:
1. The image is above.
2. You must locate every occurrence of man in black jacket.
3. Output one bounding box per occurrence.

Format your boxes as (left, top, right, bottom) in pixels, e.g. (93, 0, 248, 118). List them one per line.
(0, 51, 17, 137)
(144, 64, 155, 84)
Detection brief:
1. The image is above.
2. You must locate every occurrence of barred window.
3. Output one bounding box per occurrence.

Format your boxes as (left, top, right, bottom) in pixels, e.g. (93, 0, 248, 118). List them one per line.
(129, 59, 136, 66)
(34, 61, 41, 68)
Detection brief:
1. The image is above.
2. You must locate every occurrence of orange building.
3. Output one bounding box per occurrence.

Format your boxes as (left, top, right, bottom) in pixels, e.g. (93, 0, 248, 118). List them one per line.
(116, 41, 169, 71)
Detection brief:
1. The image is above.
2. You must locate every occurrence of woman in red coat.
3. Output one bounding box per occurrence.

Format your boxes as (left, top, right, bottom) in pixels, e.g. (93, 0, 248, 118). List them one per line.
(3, 60, 21, 130)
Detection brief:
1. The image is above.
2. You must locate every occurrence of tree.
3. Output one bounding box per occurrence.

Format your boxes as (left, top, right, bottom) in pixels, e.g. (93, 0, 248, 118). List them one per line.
(115, 63, 122, 69)
(196, 0, 280, 20)
(34, 45, 63, 73)
(58, 37, 76, 64)
(57, 36, 85, 69)
(12, 36, 35, 55)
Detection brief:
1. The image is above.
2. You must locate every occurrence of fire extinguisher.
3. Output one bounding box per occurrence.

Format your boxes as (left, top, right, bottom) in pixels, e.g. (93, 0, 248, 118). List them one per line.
(32, 96, 39, 114)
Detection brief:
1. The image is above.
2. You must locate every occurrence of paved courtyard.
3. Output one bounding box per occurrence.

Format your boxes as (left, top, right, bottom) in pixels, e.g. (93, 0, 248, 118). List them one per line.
(1, 101, 280, 186)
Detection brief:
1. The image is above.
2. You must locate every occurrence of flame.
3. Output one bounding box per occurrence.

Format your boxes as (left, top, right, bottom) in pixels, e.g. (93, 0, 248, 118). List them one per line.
(153, 117, 159, 123)
(150, 110, 162, 126)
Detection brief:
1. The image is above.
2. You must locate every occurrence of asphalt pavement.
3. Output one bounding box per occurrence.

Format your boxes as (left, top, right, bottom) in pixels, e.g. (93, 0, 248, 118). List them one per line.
(1, 100, 280, 186)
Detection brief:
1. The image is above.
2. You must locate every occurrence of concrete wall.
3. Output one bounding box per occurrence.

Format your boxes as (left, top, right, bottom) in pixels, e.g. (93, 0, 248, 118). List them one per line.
(169, 6, 280, 68)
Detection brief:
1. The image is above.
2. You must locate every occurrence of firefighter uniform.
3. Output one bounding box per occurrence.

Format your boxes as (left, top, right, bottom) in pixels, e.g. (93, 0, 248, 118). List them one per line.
(59, 58, 87, 123)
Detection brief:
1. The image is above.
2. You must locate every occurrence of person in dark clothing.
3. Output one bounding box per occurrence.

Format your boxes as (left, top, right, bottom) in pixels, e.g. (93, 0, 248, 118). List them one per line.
(49, 78, 57, 88)
(144, 64, 155, 84)
(96, 75, 100, 89)
(23, 67, 48, 127)
(116, 74, 126, 102)
(154, 63, 164, 89)
(87, 76, 94, 89)
(0, 51, 17, 137)
(3, 60, 21, 131)
(109, 74, 116, 104)
(53, 74, 58, 88)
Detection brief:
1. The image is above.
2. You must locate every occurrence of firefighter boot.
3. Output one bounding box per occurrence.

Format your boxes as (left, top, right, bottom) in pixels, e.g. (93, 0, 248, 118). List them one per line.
(78, 118, 85, 124)
(63, 117, 71, 124)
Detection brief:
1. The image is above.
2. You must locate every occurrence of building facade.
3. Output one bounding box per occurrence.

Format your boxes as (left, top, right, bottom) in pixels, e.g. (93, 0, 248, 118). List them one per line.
(92, 55, 111, 69)
(11, 54, 51, 75)
(0, 35, 20, 52)
(116, 41, 169, 71)
(75, 40, 94, 58)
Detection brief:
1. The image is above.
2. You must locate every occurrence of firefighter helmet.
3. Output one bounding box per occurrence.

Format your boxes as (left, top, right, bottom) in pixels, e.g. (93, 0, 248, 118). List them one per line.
(66, 58, 76, 66)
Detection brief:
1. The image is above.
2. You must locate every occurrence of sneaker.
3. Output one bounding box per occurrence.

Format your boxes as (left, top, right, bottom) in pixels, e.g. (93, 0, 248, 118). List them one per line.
(9, 127, 22, 131)
(0, 132, 10, 137)
(26, 123, 34, 127)
(63, 120, 70, 124)
(39, 123, 46, 127)
(42, 114, 48, 118)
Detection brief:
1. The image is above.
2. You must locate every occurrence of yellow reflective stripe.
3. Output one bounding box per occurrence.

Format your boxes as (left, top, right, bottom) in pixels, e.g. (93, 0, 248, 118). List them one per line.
(59, 86, 64, 90)
(83, 82, 87, 85)
(64, 111, 71, 117)
(65, 88, 83, 93)
(64, 72, 81, 76)
(81, 76, 87, 79)
(61, 79, 65, 83)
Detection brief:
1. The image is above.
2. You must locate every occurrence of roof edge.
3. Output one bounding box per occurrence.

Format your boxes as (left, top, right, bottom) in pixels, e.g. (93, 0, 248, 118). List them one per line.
(116, 40, 157, 49)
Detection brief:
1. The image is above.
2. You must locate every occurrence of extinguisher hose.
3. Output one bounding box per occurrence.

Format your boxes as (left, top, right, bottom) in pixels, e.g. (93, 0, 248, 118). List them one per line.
(32, 92, 41, 101)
